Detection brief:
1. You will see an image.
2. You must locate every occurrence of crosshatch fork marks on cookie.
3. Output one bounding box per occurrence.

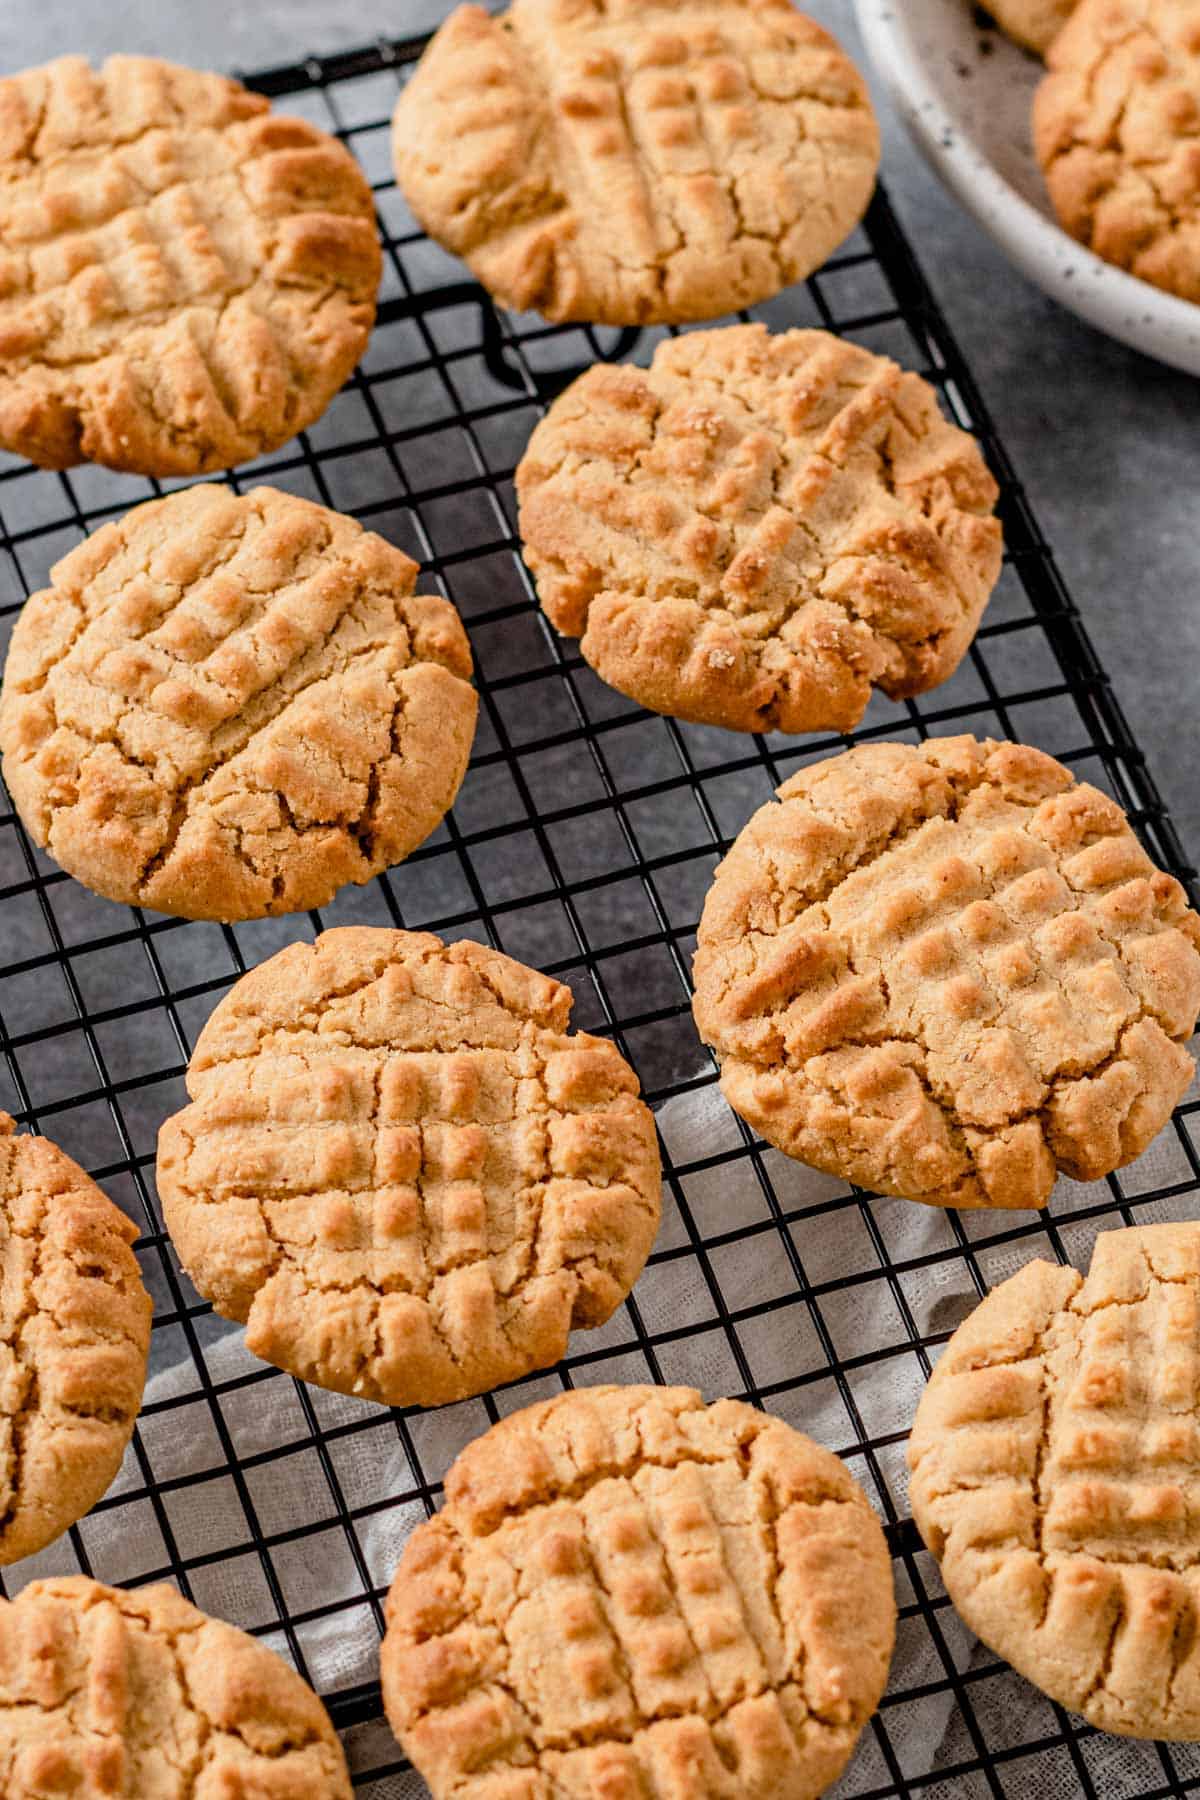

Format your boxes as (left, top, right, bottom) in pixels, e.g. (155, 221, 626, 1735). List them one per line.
(0, 1575, 353, 1793)
(0, 484, 477, 921)
(382, 1386, 896, 1799)
(392, 0, 880, 325)
(0, 53, 381, 474)
(910, 1224, 1200, 1740)
(516, 324, 1002, 735)
(0, 1115, 149, 1567)
(0, 26, 1195, 1800)
(156, 929, 661, 1407)
(692, 738, 1200, 1212)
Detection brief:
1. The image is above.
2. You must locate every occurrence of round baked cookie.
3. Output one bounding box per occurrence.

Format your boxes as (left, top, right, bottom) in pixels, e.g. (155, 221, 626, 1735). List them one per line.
(0, 484, 477, 923)
(1033, 0, 1200, 302)
(156, 929, 661, 1407)
(391, 1, 880, 326)
(0, 1115, 150, 1565)
(0, 54, 380, 474)
(692, 735, 1200, 1210)
(983, 0, 1078, 55)
(0, 1575, 351, 1792)
(516, 325, 1002, 735)
(910, 1222, 1200, 1738)
(382, 1384, 895, 1798)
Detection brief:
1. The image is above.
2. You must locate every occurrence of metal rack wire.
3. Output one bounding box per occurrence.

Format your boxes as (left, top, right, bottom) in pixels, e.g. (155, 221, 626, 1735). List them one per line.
(0, 28, 1196, 1799)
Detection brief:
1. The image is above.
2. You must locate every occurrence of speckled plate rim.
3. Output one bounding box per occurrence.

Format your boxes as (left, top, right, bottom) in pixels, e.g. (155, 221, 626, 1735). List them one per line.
(853, 0, 1200, 377)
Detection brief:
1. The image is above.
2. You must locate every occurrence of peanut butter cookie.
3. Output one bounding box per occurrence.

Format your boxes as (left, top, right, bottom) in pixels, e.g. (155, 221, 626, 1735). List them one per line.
(0, 55, 380, 475)
(517, 325, 1002, 734)
(0, 484, 477, 922)
(983, 0, 1078, 55)
(0, 1575, 351, 1792)
(693, 736, 1200, 1210)
(0, 1114, 150, 1565)
(391, 1, 879, 326)
(157, 929, 661, 1408)
(910, 1222, 1200, 1738)
(382, 1384, 895, 1798)
(1033, 0, 1200, 302)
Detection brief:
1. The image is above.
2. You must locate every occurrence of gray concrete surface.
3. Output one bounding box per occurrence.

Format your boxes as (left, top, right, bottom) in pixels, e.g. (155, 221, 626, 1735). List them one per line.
(1, 0, 1195, 858)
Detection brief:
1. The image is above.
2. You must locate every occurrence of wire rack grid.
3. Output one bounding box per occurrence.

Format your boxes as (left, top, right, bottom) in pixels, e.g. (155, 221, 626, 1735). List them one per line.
(0, 27, 1197, 1800)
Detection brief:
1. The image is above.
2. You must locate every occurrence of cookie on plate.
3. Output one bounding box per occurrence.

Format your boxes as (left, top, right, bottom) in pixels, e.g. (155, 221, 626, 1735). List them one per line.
(1033, 0, 1200, 302)
(692, 736, 1200, 1210)
(517, 325, 1002, 734)
(0, 484, 477, 922)
(983, 0, 1078, 55)
(0, 55, 380, 475)
(910, 1222, 1200, 1738)
(0, 1575, 351, 1791)
(0, 1114, 150, 1564)
(157, 929, 661, 1407)
(392, 1, 879, 325)
(382, 1384, 895, 1798)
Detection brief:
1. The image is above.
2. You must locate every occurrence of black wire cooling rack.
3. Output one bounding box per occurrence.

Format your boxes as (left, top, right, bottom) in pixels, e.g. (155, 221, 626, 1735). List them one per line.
(0, 27, 1198, 1800)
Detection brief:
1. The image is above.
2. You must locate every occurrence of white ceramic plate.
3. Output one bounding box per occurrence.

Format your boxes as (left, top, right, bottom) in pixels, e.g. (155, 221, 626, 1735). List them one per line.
(854, 0, 1200, 376)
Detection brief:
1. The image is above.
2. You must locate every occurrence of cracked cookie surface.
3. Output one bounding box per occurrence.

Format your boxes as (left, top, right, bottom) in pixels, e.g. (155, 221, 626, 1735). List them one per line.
(0, 1114, 150, 1566)
(0, 484, 477, 922)
(516, 325, 1002, 734)
(1033, 0, 1200, 301)
(0, 1574, 351, 1794)
(0, 54, 380, 474)
(391, 0, 879, 326)
(909, 1223, 1200, 1738)
(692, 736, 1200, 1210)
(382, 1383, 895, 1798)
(983, 0, 1078, 55)
(156, 928, 661, 1407)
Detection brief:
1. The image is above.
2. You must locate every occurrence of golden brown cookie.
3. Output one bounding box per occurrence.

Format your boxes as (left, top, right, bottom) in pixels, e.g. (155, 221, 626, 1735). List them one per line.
(0, 1114, 150, 1565)
(1033, 0, 1200, 302)
(983, 0, 1078, 54)
(0, 1575, 351, 1792)
(517, 325, 1002, 734)
(0, 484, 477, 923)
(382, 1384, 895, 1798)
(0, 54, 380, 474)
(391, 1, 880, 326)
(910, 1222, 1200, 1738)
(692, 736, 1200, 1210)
(157, 929, 661, 1408)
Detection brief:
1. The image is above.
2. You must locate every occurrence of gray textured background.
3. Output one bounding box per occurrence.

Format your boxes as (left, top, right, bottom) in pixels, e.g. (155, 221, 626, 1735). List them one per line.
(2, 0, 1195, 858)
